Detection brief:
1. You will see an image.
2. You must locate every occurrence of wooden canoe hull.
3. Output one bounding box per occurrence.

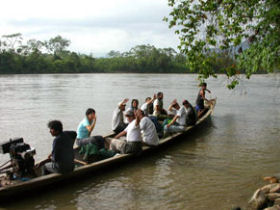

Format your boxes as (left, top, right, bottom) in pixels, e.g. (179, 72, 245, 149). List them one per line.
(0, 99, 216, 202)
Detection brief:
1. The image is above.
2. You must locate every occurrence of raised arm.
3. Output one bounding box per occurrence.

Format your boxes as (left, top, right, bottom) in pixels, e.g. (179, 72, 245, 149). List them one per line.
(168, 99, 177, 112)
(119, 98, 129, 108)
(86, 116, 97, 135)
(147, 94, 156, 105)
(135, 109, 142, 126)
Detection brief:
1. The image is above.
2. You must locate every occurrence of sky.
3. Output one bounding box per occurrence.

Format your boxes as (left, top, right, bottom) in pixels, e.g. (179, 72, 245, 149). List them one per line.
(0, 0, 179, 56)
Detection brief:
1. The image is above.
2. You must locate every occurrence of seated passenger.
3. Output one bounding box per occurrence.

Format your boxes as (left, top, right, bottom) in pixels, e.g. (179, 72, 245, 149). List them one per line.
(112, 98, 129, 134)
(110, 109, 142, 155)
(164, 100, 196, 133)
(138, 110, 159, 146)
(130, 99, 139, 112)
(183, 100, 197, 126)
(148, 115, 163, 138)
(141, 94, 156, 116)
(167, 99, 180, 118)
(196, 82, 211, 118)
(43, 120, 76, 175)
(153, 92, 167, 119)
(76, 108, 104, 149)
(162, 99, 180, 128)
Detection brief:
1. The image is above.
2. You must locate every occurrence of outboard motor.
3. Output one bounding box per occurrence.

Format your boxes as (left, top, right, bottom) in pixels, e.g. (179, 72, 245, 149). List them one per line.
(0, 138, 36, 180)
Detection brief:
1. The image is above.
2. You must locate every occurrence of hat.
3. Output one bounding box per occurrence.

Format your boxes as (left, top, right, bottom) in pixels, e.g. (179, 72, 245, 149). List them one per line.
(125, 108, 134, 116)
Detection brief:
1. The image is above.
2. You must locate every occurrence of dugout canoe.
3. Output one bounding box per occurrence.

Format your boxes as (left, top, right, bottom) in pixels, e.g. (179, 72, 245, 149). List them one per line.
(0, 98, 216, 202)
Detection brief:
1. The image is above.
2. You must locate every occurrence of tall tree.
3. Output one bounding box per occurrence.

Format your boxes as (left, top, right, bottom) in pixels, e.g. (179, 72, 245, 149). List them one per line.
(1, 33, 23, 52)
(107, 50, 122, 57)
(44, 35, 70, 54)
(27, 39, 44, 53)
(165, 0, 280, 88)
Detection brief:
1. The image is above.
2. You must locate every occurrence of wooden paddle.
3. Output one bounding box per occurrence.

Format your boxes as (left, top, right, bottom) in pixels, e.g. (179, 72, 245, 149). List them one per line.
(0, 160, 11, 169)
(0, 163, 12, 173)
(74, 159, 87, 165)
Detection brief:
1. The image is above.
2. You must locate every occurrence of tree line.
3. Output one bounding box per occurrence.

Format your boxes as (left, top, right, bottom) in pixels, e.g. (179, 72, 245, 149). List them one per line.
(0, 33, 260, 75)
(0, 33, 187, 74)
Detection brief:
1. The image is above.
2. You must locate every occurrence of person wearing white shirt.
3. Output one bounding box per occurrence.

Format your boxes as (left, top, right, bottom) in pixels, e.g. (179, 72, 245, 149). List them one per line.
(164, 100, 196, 134)
(153, 92, 167, 118)
(140, 94, 156, 116)
(176, 106, 187, 126)
(110, 109, 142, 154)
(138, 110, 159, 146)
(112, 98, 128, 134)
(141, 94, 164, 137)
(167, 99, 180, 117)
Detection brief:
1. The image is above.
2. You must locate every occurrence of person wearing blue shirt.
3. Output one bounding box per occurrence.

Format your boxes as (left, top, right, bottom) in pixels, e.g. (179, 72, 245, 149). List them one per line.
(77, 117, 94, 139)
(76, 108, 104, 149)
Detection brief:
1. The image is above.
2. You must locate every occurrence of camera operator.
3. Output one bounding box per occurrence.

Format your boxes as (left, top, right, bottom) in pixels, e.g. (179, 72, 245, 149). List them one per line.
(40, 120, 77, 175)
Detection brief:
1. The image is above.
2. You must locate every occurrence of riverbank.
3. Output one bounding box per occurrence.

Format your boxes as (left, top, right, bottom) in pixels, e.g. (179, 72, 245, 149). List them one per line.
(248, 175, 280, 210)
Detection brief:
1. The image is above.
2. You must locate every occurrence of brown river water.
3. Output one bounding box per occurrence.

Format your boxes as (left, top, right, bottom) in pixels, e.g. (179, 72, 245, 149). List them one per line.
(0, 73, 279, 210)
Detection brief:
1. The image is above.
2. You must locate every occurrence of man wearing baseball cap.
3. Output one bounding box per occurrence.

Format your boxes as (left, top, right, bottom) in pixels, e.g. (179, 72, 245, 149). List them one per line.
(110, 109, 142, 155)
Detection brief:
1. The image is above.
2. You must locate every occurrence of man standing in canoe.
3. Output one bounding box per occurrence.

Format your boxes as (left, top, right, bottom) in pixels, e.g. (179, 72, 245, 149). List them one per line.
(195, 82, 212, 118)
(112, 98, 129, 134)
(42, 120, 76, 175)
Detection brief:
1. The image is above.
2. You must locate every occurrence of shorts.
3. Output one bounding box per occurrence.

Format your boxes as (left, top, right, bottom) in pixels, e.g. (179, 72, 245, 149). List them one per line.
(110, 139, 142, 155)
(76, 136, 105, 149)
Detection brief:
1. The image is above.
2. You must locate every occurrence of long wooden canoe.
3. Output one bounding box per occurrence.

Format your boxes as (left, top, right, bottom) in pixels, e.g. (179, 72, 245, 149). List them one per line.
(0, 99, 216, 202)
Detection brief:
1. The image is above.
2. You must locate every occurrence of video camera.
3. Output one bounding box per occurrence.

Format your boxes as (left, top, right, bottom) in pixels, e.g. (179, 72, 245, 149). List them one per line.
(0, 138, 36, 156)
(0, 138, 24, 154)
(0, 138, 36, 179)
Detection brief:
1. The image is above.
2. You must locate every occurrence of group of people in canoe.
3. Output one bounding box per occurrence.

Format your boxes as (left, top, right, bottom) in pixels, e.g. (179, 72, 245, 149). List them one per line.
(41, 83, 213, 175)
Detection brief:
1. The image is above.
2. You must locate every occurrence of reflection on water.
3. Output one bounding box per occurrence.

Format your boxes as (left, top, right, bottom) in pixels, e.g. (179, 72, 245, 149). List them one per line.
(0, 74, 279, 210)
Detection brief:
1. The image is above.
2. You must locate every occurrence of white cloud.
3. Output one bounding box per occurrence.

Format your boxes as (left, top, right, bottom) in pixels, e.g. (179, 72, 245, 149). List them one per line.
(0, 0, 179, 56)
